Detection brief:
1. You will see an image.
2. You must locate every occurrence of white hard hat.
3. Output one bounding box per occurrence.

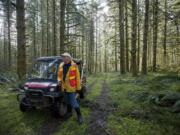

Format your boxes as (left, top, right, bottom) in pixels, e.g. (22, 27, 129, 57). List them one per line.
(61, 52, 72, 59)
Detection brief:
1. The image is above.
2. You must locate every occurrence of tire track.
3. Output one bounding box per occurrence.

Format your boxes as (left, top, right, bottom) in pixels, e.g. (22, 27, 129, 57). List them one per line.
(38, 80, 97, 135)
(87, 80, 114, 135)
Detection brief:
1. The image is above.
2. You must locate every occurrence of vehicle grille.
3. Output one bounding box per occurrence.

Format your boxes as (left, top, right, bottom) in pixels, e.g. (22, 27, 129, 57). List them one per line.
(27, 89, 43, 102)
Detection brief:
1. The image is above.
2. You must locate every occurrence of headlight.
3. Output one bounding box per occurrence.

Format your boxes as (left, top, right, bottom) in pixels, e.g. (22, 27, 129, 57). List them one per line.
(49, 88, 55, 92)
(24, 86, 28, 90)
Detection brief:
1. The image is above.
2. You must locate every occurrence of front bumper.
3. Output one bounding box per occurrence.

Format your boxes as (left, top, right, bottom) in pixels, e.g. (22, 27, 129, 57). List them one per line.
(17, 89, 62, 107)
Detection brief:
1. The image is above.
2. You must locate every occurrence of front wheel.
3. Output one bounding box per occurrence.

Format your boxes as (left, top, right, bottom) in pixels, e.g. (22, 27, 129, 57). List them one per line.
(52, 101, 67, 118)
(19, 98, 28, 112)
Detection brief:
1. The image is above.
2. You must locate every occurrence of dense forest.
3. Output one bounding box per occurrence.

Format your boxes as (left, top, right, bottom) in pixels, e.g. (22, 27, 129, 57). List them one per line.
(0, 0, 180, 135)
(0, 0, 179, 78)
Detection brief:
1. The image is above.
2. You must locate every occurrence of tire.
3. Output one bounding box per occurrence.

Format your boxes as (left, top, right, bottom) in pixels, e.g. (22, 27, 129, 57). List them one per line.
(52, 101, 67, 118)
(19, 98, 28, 112)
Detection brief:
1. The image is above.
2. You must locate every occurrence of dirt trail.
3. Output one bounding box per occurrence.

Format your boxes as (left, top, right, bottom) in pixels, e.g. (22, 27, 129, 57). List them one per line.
(38, 118, 62, 135)
(38, 80, 97, 135)
(87, 80, 113, 135)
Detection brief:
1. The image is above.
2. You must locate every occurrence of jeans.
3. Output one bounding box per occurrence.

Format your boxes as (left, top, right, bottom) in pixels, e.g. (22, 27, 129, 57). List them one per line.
(64, 92, 79, 108)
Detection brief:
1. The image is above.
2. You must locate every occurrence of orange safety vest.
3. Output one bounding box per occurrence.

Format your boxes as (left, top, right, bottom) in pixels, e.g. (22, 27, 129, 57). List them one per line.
(57, 61, 81, 92)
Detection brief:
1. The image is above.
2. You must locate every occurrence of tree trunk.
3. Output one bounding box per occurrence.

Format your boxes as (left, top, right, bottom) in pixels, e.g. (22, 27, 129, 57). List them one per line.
(89, 18, 94, 74)
(95, 12, 98, 73)
(46, 0, 50, 56)
(52, 0, 56, 55)
(119, 0, 125, 74)
(7, 0, 11, 68)
(142, 0, 149, 74)
(16, 0, 26, 79)
(33, 10, 36, 60)
(104, 32, 107, 72)
(137, 0, 141, 72)
(125, 0, 129, 72)
(163, 0, 167, 64)
(115, 19, 118, 72)
(60, 0, 66, 54)
(3, 21, 7, 68)
(131, 0, 137, 76)
(41, 0, 44, 56)
(152, 0, 158, 72)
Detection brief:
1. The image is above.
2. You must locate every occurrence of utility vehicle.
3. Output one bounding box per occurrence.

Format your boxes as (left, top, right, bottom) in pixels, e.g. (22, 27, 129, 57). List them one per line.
(17, 56, 86, 117)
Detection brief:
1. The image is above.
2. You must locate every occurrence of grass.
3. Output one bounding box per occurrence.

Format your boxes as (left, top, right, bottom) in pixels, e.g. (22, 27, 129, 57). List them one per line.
(0, 72, 179, 135)
(108, 116, 165, 135)
(52, 74, 103, 135)
(85, 82, 101, 101)
(53, 108, 90, 135)
(107, 72, 180, 135)
(0, 85, 49, 135)
(0, 75, 102, 135)
(0, 73, 104, 135)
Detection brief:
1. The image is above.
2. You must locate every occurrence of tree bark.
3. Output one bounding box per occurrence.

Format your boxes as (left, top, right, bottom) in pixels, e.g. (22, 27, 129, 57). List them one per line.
(46, 0, 49, 56)
(125, 0, 129, 72)
(142, 0, 149, 74)
(41, 0, 44, 56)
(115, 19, 118, 72)
(60, 0, 66, 54)
(3, 21, 7, 68)
(95, 10, 98, 73)
(163, 0, 167, 64)
(89, 18, 94, 73)
(16, 0, 26, 79)
(33, 10, 36, 60)
(52, 0, 57, 55)
(131, 0, 137, 76)
(119, 0, 125, 74)
(137, 0, 141, 72)
(152, 0, 158, 72)
(7, 0, 11, 68)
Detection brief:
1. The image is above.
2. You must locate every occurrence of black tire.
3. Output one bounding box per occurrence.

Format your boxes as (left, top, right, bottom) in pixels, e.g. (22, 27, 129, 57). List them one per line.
(52, 101, 67, 118)
(20, 98, 28, 112)
(80, 86, 86, 99)
(20, 103, 27, 112)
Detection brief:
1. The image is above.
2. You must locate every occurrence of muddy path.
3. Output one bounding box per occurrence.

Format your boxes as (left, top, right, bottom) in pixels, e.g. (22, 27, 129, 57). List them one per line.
(38, 118, 62, 135)
(87, 80, 113, 135)
(38, 80, 97, 135)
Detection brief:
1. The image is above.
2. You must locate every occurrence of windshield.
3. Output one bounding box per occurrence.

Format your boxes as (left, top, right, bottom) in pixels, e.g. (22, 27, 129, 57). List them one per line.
(30, 60, 59, 80)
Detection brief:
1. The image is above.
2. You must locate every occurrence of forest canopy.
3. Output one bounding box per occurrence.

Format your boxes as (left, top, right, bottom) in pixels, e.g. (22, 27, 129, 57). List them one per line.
(0, 0, 179, 78)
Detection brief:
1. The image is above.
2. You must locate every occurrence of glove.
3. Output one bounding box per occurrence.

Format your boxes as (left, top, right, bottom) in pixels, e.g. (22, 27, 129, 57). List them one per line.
(76, 90, 84, 99)
(76, 90, 81, 94)
(58, 81, 61, 86)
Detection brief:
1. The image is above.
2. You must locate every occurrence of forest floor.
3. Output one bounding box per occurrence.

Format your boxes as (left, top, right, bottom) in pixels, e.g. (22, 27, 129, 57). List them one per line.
(0, 72, 180, 135)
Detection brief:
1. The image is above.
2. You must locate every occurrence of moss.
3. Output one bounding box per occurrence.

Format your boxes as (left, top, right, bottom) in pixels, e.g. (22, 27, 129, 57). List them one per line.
(107, 72, 180, 135)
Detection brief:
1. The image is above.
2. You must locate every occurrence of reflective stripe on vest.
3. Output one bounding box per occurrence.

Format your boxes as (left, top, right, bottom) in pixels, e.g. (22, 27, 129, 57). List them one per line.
(69, 69, 77, 87)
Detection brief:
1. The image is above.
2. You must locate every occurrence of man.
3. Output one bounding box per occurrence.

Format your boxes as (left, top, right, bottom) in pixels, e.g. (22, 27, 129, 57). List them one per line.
(57, 52, 83, 124)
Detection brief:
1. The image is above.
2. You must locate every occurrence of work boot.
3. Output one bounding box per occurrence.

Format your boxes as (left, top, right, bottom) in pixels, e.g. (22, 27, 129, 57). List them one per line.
(75, 107, 83, 125)
(64, 104, 72, 119)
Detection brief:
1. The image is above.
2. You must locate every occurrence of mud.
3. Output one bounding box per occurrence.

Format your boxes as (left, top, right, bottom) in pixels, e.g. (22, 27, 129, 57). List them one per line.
(87, 80, 114, 135)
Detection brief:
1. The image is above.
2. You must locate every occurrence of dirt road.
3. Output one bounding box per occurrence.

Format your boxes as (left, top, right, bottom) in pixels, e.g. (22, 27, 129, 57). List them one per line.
(87, 80, 113, 135)
(38, 79, 114, 135)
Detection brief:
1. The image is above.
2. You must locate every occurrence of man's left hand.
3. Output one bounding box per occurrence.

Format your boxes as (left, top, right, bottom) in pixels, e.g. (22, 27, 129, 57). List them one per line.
(76, 90, 81, 94)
